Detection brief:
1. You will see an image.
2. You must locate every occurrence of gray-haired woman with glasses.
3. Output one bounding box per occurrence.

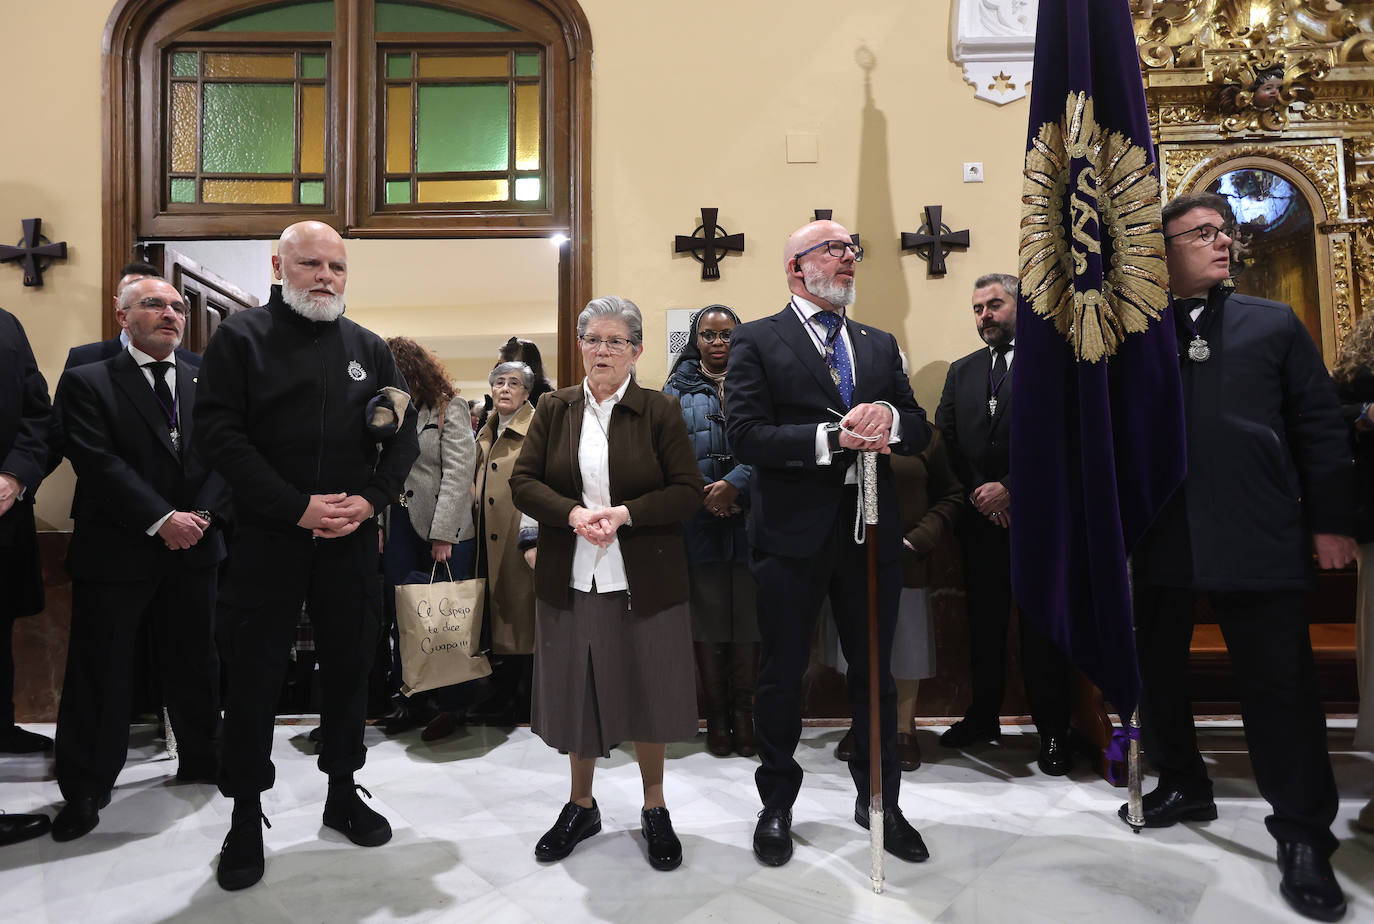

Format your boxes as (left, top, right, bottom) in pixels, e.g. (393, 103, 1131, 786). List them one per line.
(511, 296, 703, 872)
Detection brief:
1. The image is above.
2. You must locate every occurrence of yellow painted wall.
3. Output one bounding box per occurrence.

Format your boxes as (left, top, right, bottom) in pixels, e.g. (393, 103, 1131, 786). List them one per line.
(0, 0, 1028, 528)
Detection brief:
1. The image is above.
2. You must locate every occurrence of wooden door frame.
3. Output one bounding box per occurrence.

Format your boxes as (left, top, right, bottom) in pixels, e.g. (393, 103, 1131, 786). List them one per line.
(102, 0, 592, 385)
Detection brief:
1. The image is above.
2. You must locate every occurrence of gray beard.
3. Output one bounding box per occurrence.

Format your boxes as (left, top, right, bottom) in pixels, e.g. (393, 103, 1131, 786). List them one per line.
(282, 280, 345, 322)
(803, 267, 856, 308)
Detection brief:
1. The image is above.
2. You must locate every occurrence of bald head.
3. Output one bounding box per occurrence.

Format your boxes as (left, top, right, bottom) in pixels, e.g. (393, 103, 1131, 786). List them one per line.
(273, 221, 348, 321)
(784, 220, 857, 309)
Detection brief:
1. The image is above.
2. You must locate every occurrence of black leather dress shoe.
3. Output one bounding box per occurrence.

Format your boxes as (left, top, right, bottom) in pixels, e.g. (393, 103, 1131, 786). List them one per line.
(640, 807, 682, 871)
(535, 800, 601, 861)
(1037, 733, 1073, 776)
(323, 783, 392, 847)
(0, 812, 51, 846)
(753, 807, 793, 866)
(0, 725, 52, 754)
(938, 718, 999, 749)
(217, 810, 270, 891)
(1278, 841, 1347, 922)
(834, 729, 855, 762)
(855, 797, 930, 863)
(51, 792, 111, 842)
(1117, 785, 1217, 828)
(174, 759, 219, 784)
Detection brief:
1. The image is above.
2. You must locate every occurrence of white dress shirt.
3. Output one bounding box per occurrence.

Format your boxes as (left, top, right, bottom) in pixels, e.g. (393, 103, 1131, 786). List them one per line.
(569, 376, 632, 594)
(126, 343, 179, 535)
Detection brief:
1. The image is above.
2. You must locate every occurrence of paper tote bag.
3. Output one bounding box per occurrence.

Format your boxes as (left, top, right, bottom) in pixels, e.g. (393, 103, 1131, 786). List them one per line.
(395, 564, 492, 696)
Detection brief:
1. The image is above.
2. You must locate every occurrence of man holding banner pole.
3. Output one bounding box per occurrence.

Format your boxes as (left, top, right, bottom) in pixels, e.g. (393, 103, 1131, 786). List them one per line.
(726, 219, 929, 870)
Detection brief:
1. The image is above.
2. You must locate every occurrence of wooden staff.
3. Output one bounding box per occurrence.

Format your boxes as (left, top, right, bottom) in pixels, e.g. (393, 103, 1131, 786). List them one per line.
(861, 450, 884, 892)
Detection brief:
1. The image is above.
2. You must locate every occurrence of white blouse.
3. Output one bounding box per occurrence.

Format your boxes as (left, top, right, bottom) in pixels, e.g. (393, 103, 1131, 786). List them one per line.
(569, 376, 631, 594)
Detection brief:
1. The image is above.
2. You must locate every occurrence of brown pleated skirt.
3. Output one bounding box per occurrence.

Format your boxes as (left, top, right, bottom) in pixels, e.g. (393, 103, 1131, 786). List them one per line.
(531, 589, 698, 758)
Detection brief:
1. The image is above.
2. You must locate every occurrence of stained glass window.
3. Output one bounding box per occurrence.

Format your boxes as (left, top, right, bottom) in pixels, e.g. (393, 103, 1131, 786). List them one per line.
(166, 49, 329, 207)
(380, 49, 543, 207)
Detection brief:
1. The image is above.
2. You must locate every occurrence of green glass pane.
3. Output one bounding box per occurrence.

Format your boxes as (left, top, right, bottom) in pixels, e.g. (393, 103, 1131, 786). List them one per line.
(300, 180, 325, 205)
(386, 54, 412, 79)
(301, 54, 326, 78)
(386, 180, 412, 204)
(172, 52, 198, 77)
(209, 1, 334, 31)
(515, 54, 539, 77)
(416, 84, 508, 173)
(170, 178, 196, 203)
(375, 1, 513, 32)
(202, 84, 294, 173)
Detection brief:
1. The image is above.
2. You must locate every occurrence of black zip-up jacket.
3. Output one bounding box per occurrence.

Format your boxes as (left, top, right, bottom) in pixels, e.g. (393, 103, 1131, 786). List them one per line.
(194, 286, 419, 532)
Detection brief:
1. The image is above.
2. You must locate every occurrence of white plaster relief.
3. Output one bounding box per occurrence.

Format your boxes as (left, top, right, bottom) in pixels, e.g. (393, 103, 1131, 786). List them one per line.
(952, 0, 1039, 105)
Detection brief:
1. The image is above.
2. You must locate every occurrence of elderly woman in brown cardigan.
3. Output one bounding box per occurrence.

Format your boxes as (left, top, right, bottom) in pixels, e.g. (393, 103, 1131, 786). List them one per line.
(510, 296, 703, 872)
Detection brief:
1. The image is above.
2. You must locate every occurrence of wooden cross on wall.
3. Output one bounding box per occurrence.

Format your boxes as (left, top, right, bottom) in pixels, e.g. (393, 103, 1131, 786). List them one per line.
(813, 210, 861, 249)
(674, 208, 745, 280)
(901, 205, 970, 275)
(0, 218, 68, 287)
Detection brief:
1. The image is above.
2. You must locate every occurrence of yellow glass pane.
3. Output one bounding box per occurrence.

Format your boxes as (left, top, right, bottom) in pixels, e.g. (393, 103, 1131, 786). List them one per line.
(204, 54, 296, 79)
(417, 179, 508, 203)
(301, 85, 325, 173)
(171, 83, 197, 172)
(515, 84, 539, 170)
(387, 86, 412, 174)
(202, 179, 294, 203)
(417, 56, 508, 79)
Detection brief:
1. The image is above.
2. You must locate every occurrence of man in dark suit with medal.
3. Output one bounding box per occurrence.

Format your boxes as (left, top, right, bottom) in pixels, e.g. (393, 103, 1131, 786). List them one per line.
(726, 218, 931, 867)
(50, 276, 228, 841)
(935, 273, 1074, 773)
(1129, 192, 1355, 922)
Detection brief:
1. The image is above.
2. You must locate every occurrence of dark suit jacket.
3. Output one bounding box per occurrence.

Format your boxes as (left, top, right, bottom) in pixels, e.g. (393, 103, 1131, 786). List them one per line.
(1134, 289, 1354, 591)
(936, 344, 1010, 534)
(56, 349, 228, 583)
(65, 336, 198, 371)
(509, 379, 703, 616)
(1, 308, 61, 618)
(724, 302, 929, 561)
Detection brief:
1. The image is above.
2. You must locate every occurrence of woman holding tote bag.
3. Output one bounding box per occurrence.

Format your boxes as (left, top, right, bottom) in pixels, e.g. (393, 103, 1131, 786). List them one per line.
(510, 296, 703, 872)
(381, 337, 478, 742)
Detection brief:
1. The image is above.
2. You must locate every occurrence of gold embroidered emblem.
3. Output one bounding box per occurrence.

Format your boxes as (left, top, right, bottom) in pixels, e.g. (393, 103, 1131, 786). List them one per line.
(1019, 91, 1168, 363)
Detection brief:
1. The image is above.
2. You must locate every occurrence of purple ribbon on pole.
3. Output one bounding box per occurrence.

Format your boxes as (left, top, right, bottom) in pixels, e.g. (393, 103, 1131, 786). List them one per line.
(1103, 724, 1141, 787)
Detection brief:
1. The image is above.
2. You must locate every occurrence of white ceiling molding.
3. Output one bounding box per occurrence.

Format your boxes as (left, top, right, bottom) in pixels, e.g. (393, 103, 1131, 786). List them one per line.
(952, 0, 1038, 106)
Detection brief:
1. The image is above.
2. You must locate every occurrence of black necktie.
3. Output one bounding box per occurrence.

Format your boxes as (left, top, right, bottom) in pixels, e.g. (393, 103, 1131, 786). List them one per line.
(991, 344, 1009, 382)
(146, 361, 175, 417)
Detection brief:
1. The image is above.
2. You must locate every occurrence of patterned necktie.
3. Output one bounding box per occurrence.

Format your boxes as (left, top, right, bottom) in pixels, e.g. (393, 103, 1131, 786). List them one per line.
(812, 310, 853, 408)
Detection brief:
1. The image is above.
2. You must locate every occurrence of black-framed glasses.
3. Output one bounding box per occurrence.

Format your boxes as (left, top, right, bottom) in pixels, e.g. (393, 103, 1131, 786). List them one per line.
(697, 329, 732, 344)
(579, 334, 634, 353)
(793, 239, 864, 263)
(131, 296, 188, 317)
(1163, 222, 1231, 244)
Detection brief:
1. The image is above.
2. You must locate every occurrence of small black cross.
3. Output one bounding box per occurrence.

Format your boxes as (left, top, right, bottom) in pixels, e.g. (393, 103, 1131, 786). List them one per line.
(0, 218, 68, 287)
(813, 210, 861, 249)
(674, 208, 745, 280)
(901, 205, 970, 276)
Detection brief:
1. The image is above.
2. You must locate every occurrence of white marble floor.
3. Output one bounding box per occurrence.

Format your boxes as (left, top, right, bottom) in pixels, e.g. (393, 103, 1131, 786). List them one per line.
(1, 720, 1371, 923)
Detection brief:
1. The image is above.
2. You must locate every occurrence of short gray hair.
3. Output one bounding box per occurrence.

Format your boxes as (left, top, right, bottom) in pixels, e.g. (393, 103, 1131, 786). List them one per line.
(489, 361, 533, 391)
(973, 273, 1018, 299)
(577, 296, 643, 344)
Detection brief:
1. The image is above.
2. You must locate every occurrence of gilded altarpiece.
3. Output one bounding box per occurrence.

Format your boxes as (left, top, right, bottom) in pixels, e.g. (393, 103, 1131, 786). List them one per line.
(1132, 0, 1374, 364)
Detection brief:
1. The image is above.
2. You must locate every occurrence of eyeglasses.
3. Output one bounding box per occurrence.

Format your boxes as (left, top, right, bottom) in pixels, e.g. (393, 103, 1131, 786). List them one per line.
(697, 329, 732, 344)
(491, 376, 527, 390)
(131, 296, 188, 317)
(793, 239, 864, 263)
(579, 335, 634, 353)
(1163, 223, 1231, 245)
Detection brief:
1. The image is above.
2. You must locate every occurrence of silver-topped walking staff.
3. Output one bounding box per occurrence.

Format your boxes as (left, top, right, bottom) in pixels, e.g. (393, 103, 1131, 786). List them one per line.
(859, 450, 884, 892)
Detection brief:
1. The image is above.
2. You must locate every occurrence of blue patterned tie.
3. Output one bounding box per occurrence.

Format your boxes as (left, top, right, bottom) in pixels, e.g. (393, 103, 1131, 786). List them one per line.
(812, 310, 853, 408)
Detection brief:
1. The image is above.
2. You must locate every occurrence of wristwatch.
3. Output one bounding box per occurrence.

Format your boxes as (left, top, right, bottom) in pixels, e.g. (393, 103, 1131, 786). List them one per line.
(193, 509, 214, 524)
(823, 421, 844, 455)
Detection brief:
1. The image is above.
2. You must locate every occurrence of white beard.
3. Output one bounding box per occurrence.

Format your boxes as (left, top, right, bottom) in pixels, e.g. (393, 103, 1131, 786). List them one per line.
(803, 266, 856, 308)
(282, 279, 345, 322)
